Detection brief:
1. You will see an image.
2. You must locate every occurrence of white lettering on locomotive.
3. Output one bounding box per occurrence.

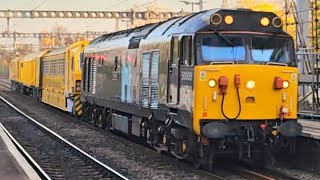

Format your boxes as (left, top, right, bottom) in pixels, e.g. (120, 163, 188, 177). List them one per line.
(181, 71, 193, 81)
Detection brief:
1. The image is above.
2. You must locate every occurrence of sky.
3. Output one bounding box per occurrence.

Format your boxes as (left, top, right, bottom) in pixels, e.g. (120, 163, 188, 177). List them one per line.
(0, 0, 239, 44)
(0, 0, 231, 33)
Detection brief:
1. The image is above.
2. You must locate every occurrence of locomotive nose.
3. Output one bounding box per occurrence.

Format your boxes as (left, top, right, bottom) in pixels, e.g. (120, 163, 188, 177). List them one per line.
(193, 64, 298, 135)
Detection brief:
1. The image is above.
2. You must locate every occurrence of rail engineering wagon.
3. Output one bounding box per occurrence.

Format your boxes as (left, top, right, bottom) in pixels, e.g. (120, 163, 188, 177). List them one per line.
(81, 8, 303, 169)
(9, 40, 89, 116)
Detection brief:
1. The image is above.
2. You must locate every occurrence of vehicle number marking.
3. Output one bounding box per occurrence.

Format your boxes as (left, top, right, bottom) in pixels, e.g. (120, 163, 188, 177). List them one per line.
(291, 73, 297, 82)
(181, 71, 193, 81)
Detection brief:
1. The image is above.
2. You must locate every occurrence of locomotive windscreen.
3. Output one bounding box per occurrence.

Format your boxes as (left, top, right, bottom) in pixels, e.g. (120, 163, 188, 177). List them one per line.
(198, 33, 295, 66)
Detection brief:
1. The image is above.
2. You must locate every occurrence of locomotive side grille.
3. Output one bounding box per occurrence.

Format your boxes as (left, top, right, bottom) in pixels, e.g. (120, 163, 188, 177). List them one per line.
(150, 51, 159, 109)
(90, 58, 97, 94)
(141, 53, 150, 108)
(82, 58, 87, 92)
(85, 58, 91, 92)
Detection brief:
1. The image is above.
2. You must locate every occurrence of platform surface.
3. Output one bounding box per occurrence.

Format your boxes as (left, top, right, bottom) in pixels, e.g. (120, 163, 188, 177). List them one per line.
(0, 126, 40, 180)
(298, 119, 320, 140)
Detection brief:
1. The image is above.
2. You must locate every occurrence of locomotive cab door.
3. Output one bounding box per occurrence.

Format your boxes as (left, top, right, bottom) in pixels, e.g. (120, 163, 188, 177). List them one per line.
(168, 36, 180, 104)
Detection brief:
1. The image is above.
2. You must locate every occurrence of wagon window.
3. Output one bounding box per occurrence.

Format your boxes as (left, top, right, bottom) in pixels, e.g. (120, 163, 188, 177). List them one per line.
(71, 57, 74, 71)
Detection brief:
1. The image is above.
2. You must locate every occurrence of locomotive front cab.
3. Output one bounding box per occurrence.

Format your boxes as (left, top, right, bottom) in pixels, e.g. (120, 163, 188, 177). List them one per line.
(192, 10, 302, 151)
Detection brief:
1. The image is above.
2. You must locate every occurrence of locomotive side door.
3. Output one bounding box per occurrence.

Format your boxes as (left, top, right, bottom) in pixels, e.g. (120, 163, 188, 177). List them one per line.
(168, 36, 180, 104)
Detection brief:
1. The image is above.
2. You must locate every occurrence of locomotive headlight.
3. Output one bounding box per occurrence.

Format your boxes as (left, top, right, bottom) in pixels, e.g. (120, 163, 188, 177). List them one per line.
(211, 13, 222, 25)
(208, 79, 216, 88)
(283, 80, 289, 89)
(224, 15, 233, 24)
(246, 80, 255, 90)
(272, 17, 282, 28)
(260, 17, 270, 26)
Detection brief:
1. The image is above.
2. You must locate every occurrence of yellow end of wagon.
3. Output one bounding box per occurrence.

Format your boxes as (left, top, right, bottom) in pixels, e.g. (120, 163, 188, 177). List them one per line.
(41, 40, 89, 116)
(9, 57, 21, 88)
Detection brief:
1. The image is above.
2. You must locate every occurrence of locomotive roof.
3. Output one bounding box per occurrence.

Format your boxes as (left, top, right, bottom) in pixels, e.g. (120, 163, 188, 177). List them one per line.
(86, 8, 286, 51)
(88, 9, 217, 47)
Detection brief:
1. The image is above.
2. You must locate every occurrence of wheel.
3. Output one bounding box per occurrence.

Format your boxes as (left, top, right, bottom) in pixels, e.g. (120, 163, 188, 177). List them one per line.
(95, 110, 107, 129)
(83, 104, 91, 121)
(32, 88, 37, 99)
(90, 108, 97, 125)
(20, 86, 24, 94)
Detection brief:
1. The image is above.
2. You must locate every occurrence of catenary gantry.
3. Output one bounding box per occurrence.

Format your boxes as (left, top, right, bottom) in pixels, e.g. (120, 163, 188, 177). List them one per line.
(0, 10, 189, 20)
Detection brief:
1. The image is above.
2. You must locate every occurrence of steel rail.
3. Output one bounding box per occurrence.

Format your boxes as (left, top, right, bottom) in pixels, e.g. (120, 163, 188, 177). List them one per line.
(233, 166, 301, 180)
(263, 168, 302, 180)
(234, 167, 276, 180)
(0, 79, 11, 89)
(199, 170, 229, 180)
(0, 123, 51, 179)
(0, 96, 130, 180)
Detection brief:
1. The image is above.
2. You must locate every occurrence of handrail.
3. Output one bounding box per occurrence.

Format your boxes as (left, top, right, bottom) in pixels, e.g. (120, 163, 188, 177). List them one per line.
(266, 62, 288, 66)
(210, 61, 235, 65)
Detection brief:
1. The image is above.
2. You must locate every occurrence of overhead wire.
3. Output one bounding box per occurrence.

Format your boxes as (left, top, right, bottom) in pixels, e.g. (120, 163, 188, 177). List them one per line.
(80, 0, 160, 32)
(134, 0, 160, 10)
(0, 0, 35, 31)
(70, 0, 129, 32)
(10, 0, 49, 30)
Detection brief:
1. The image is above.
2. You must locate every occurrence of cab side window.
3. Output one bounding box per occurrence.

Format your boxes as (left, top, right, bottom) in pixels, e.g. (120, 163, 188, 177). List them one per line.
(172, 37, 179, 65)
(181, 36, 192, 66)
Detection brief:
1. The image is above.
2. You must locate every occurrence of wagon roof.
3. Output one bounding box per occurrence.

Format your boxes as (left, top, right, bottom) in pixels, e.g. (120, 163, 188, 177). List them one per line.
(10, 56, 23, 62)
(20, 50, 49, 62)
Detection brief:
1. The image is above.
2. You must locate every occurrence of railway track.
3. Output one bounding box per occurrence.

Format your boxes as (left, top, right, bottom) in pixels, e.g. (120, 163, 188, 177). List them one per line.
(206, 165, 301, 180)
(0, 78, 10, 89)
(232, 166, 300, 180)
(0, 96, 129, 180)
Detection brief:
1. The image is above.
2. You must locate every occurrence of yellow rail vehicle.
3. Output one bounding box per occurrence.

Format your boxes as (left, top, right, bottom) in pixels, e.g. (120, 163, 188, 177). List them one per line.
(9, 57, 21, 90)
(41, 40, 89, 116)
(18, 51, 49, 99)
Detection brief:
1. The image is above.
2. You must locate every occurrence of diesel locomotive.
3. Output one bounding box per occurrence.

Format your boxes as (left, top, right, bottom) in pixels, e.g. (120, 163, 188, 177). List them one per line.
(9, 8, 303, 169)
(81, 9, 302, 168)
